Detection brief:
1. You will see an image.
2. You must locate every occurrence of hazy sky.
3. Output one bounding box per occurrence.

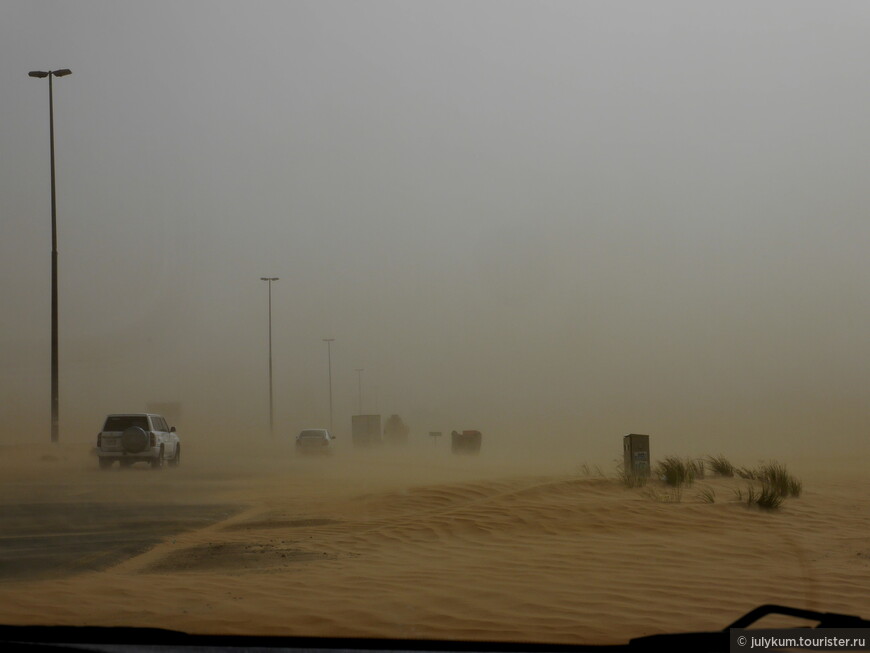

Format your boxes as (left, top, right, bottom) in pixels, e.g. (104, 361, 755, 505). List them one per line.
(3, 1, 870, 461)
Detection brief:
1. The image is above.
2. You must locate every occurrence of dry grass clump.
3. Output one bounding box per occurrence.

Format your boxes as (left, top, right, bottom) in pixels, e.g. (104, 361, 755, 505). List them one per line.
(747, 483, 784, 510)
(735, 461, 801, 495)
(697, 488, 716, 504)
(757, 461, 802, 498)
(706, 454, 734, 477)
(735, 483, 783, 510)
(578, 463, 605, 478)
(732, 461, 802, 510)
(687, 458, 707, 479)
(656, 456, 697, 487)
(626, 453, 801, 510)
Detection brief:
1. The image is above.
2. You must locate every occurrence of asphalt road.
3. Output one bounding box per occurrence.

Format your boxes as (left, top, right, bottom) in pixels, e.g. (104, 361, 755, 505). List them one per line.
(0, 502, 237, 581)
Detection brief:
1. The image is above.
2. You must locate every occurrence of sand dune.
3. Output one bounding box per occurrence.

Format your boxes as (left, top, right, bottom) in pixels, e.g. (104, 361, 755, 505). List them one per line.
(0, 442, 868, 644)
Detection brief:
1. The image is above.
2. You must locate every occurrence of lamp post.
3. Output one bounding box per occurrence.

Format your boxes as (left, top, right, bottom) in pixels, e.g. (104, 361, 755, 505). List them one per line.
(355, 368, 364, 415)
(323, 339, 335, 434)
(260, 277, 279, 434)
(29, 68, 72, 444)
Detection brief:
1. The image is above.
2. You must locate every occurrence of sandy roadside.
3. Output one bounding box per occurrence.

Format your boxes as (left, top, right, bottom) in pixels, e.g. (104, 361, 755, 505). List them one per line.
(0, 441, 868, 645)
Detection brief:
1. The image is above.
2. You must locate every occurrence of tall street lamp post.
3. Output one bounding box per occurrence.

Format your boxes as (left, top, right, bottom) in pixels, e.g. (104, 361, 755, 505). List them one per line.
(355, 368, 364, 415)
(260, 277, 279, 434)
(323, 339, 335, 434)
(29, 68, 72, 444)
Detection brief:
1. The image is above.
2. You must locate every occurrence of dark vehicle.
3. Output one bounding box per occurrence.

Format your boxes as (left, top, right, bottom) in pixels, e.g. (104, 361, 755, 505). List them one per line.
(351, 414, 382, 447)
(383, 414, 410, 445)
(295, 428, 334, 454)
(451, 429, 482, 455)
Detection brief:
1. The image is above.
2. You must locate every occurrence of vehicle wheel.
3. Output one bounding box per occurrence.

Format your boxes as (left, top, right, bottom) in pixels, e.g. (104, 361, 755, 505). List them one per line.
(151, 446, 164, 469)
(168, 445, 181, 467)
(99, 458, 113, 470)
(121, 426, 149, 454)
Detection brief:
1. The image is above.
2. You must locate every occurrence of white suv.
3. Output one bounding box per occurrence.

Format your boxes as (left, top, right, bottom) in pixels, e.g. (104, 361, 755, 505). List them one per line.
(96, 413, 180, 469)
(295, 428, 334, 454)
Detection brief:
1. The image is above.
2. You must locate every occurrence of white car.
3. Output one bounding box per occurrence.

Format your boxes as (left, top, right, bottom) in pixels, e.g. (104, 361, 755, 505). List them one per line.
(295, 428, 334, 454)
(96, 413, 180, 469)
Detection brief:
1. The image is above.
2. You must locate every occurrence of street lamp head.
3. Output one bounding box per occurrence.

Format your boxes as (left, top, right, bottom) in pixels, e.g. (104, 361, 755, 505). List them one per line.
(29, 71, 49, 78)
(323, 338, 335, 342)
(260, 277, 279, 281)
(53, 69, 72, 77)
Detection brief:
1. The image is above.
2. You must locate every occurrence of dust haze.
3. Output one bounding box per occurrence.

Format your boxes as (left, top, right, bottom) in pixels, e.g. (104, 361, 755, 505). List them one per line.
(3, 0, 870, 471)
(7, 4, 870, 642)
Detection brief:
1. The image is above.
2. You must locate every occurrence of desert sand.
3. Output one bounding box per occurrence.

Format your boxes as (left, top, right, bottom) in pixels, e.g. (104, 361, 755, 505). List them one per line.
(0, 439, 868, 645)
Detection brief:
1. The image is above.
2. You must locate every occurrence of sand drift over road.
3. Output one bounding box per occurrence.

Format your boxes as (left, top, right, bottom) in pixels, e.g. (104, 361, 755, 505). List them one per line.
(0, 503, 237, 581)
(0, 441, 868, 644)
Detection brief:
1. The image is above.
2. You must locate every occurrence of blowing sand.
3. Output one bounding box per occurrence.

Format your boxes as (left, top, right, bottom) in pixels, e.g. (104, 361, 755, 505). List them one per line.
(0, 439, 868, 645)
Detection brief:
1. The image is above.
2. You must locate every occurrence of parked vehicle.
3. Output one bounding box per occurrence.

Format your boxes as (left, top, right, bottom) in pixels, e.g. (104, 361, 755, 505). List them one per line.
(295, 428, 334, 454)
(383, 414, 410, 444)
(351, 414, 382, 447)
(451, 429, 482, 455)
(95, 413, 180, 469)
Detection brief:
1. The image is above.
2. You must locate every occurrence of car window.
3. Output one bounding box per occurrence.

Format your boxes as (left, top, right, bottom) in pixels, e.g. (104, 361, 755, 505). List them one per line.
(103, 416, 148, 431)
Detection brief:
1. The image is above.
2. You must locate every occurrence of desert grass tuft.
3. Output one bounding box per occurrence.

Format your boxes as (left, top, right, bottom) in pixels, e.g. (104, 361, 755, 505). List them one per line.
(735, 466, 757, 480)
(734, 461, 802, 498)
(756, 461, 802, 497)
(655, 456, 696, 487)
(697, 488, 716, 503)
(706, 454, 735, 477)
(745, 483, 784, 510)
(579, 463, 606, 478)
(729, 460, 802, 510)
